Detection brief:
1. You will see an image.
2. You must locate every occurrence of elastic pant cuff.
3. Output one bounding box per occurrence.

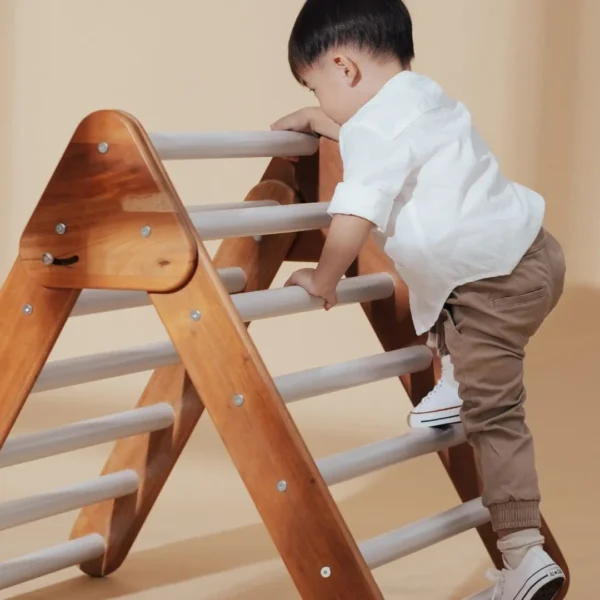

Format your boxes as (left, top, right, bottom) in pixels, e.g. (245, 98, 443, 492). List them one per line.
(489, 501, 541, 532)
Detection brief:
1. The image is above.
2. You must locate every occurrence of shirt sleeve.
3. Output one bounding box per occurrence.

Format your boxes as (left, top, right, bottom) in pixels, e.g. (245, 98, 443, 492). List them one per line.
(328, 122, 418, 232)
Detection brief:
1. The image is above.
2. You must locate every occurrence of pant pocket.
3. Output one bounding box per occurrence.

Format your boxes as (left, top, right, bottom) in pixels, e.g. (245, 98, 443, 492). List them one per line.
(491, 287, 546, 309)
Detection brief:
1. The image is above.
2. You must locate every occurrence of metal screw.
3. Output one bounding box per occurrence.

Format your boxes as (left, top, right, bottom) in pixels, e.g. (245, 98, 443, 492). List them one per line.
(140, 226, 152, 238)
(233, 394, 245, 407)
(276, 480, 288, 493)
(97, 142, 109, 154)
(190, 310, 201, 322)
(320, 566, 332, 579)
(22, 304, 33, 316)
(55, 223, 67, 235)
(253, 235, 262, 243)
(41, 253, 54, 265)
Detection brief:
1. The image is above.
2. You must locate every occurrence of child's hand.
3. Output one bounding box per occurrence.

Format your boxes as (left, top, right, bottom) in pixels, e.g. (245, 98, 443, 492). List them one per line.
(271, 107, 340, 144)
(284, 268, 338, 310)
(271, 107, 322, 134)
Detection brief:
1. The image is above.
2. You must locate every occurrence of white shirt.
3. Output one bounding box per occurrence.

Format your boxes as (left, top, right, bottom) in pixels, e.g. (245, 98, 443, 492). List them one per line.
(328, 71, 545, 335)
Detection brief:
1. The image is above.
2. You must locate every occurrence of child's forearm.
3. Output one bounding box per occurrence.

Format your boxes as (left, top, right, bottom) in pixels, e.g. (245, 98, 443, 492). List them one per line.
(310, 110, 341, 141)
(313, 214, 374, 292)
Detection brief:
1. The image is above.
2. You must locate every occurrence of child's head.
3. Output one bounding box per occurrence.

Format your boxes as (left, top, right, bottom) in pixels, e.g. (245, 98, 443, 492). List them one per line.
(288, 0, 414, 125)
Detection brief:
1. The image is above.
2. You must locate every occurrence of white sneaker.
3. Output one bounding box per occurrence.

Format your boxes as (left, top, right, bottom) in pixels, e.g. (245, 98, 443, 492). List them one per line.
(408, 354, 463, 428)
(484, 547, 565, 600)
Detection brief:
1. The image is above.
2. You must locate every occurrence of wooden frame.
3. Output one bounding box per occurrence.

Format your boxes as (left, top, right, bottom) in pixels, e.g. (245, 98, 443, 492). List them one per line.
(0, 112, 569, 599)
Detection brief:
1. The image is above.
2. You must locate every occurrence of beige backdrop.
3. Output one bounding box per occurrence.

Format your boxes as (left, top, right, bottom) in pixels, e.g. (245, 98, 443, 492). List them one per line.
(0, 1, 597, 598)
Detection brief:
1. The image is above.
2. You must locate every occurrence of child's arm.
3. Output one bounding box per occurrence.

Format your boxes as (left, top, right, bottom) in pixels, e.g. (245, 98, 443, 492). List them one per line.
(282, 121, 413, 309)
(271, 107, 340, 141)
(285, 214, 373, 309)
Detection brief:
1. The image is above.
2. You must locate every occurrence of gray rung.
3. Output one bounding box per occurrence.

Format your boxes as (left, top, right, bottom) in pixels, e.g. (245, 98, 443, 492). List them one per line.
(0, 471, 139, 531)
(360, 498, 491, 569)
(72, 266, 246, 317)
(186, 200, 279, 213)
(318, 425, 465, 486)
(190, 201, 331, 240)
(0, 404, 174, 468)
(149, 130, 319, 160)
(0, 535, 105, 590)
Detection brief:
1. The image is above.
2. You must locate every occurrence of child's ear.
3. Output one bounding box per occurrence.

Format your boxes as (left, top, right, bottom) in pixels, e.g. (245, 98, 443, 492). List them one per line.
(333, 54, 360, 87)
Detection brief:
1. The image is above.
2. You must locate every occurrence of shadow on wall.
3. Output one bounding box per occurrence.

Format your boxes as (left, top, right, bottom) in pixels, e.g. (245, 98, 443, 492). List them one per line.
(9, 283, 598, 599)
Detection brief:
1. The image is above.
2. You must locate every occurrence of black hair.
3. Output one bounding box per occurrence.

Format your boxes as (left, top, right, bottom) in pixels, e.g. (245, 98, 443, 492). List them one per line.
(288, 0, 414, 83)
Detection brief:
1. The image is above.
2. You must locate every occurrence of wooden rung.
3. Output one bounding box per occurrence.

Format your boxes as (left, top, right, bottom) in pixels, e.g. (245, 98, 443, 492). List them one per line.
(0, 535, 105, 590)
(149, 130, 319, 160)
(187, 200, 279, 213)
(69, 269, 387, 321)
(0, 405, 174, 468)
(317, 426, 466, 486)
(235, 273, 393, 321)
(33, 342, 179, 393)
(34, 344, 428, 398)
(72, 266, 246, 317)
(277, 346, 432, 403)
(190, 201, 331, 240)
(0, 471, 139, 531)
(360, 498, 491, 570)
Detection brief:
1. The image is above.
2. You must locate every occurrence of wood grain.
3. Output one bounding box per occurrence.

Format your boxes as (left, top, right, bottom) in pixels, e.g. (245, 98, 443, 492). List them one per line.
(70, 365, 201, 575)
(71, 167, 303, 578)
(0, 260, 79, 449)
(19, 110, 197, 293)
(150, 235, 382, 599)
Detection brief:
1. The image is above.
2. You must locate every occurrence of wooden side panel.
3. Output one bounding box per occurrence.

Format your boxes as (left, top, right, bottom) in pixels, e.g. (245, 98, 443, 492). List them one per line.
(0, 261, 79, 448)
(19, 110, 197, 293)
(150, 236, 382, 599)
(71, 172, 302, 577)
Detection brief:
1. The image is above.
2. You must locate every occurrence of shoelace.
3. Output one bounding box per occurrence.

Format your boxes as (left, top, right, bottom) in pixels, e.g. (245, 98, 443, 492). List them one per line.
(485, 568, 505, 600)
(419, 378, 446, 405)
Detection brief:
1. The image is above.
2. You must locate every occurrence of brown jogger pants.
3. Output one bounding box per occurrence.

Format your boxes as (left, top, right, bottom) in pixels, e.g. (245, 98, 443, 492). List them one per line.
(432, 228, 566, 532)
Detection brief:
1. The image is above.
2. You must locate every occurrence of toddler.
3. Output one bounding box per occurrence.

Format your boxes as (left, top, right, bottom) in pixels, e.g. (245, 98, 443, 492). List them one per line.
(271, 1, 566, 599)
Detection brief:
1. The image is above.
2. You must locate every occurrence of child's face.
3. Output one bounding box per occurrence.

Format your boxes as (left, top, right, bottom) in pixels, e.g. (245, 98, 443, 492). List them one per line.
(300, 51, 372, 126)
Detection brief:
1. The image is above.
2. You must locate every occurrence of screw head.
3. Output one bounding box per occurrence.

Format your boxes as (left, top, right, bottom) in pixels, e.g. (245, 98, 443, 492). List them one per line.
(233, 394, 244, 407)
(55, 223, 67, 235)
(22, 304, 33, 315)
(190, 310, 201, 322)
(253, 235, 263, 243)
(140, 225, 152, 238)
(320, 566, 332, 579)
(97, 142, 109, 154)
(41, 253, 54, 265)
(276, 480, 288, 493)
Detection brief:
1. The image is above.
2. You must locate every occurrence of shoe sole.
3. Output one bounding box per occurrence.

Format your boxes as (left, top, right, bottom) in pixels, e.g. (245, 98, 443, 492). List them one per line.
(407, 407, 462, 428)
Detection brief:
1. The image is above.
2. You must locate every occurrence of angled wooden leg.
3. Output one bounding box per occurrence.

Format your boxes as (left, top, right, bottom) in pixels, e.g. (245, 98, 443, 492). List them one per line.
(150, 239, 382, 600)
(71, 175, 301, 577)
(71, 364, 200, 575)
(0, 260, 79, 448)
